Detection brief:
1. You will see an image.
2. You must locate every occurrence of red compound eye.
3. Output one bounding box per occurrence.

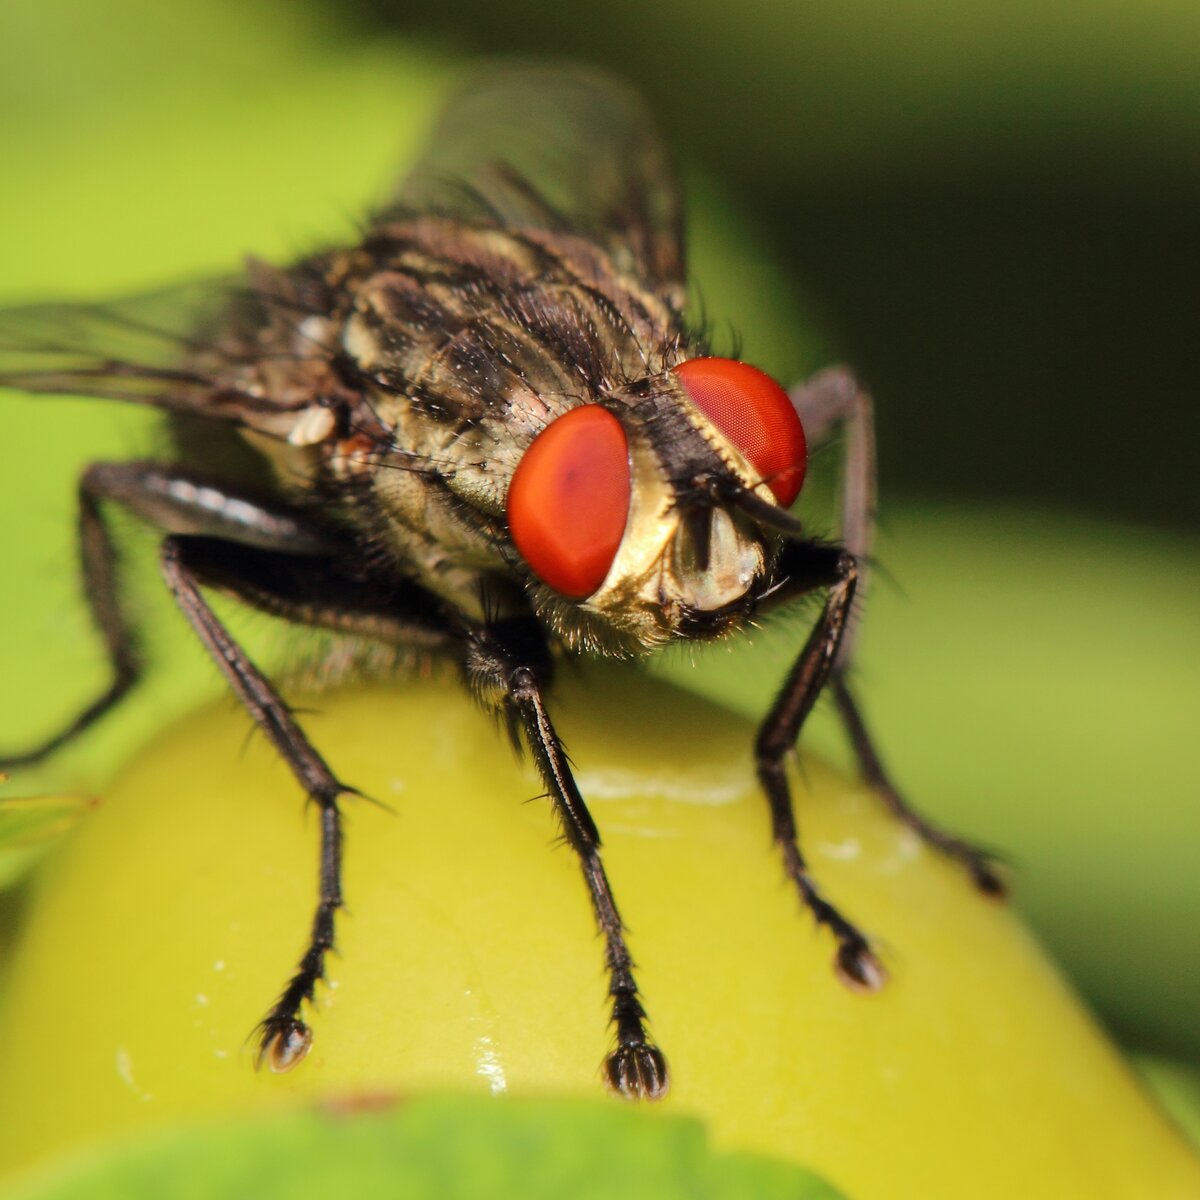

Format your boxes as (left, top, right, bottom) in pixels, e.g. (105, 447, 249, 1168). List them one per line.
(673, 357, 807, 507)
(507, 405, 632, 599)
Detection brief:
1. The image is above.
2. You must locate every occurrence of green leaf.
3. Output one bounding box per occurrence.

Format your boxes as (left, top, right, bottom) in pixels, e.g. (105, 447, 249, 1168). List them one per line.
(2, 1097, 847, 1200)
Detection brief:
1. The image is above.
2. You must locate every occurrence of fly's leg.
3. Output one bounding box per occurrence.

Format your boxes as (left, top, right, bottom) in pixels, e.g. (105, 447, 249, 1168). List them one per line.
(157, 532, 455, 1070)
(0, 466, 142, 767)
(0, 460, 332, 769)
(789, 367, 877, 669)
(755, 543, 885, 990)
(465, 617, 667, 1100)
(829, 675, 1005, 895)
(160, 537, 352, 1070)
(790, 367, 1005, 895)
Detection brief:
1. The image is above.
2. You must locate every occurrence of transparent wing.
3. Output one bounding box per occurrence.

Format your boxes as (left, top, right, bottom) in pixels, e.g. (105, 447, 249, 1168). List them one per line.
(0, 277, 236, 405)
(391, 64, 686, 298)
(0, 271, 308, 423)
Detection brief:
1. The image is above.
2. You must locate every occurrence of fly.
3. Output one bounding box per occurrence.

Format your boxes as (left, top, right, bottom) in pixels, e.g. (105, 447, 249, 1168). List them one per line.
(0, 65, 1003, 1099)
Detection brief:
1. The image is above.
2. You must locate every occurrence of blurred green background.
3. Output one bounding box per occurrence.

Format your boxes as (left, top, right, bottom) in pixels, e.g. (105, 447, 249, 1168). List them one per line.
(0, 0, 1197, 1118)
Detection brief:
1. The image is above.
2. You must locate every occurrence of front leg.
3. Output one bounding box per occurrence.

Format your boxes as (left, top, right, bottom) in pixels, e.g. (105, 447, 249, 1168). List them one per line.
(755, 542, 886, 991)
(464, 617, 667, 1100)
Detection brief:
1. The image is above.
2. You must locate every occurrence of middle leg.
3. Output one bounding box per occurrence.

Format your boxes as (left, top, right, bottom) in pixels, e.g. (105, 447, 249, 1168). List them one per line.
(790, 367, 1004, 895)
(158, 534, 454, 1070)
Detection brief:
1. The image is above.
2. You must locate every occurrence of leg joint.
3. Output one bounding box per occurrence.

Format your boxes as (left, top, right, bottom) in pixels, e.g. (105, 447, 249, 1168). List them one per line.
(834, 550, 858, 586)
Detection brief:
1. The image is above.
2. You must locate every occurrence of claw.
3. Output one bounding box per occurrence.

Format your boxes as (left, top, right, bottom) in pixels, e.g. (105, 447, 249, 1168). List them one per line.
(256, 1017, 313, 1072)
(836, 942, 888, 993)
(604, 1041, 669, 1100)
(969, 858, 1009, 900)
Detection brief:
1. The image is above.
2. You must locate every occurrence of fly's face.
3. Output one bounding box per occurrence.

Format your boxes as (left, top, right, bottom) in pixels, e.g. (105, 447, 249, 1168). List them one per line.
(506, 358, 808, 647)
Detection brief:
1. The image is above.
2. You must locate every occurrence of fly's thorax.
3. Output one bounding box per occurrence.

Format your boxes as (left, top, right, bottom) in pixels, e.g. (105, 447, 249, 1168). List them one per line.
(366, 361, 576, 537)
(362, 412, 505, 615)
(350, 371, 576, 619)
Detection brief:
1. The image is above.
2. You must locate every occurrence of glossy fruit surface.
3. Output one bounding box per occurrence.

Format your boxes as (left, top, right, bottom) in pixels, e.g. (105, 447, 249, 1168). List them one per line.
(0, 668, 1196, 1199)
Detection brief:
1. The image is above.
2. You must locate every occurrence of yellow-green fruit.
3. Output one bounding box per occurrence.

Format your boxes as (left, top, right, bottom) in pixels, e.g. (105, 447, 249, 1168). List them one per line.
(0, 667, 1195, 1199)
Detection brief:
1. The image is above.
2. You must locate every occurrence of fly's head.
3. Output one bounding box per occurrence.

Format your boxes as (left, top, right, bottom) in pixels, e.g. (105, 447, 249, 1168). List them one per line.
(506, 357, 807, 651)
